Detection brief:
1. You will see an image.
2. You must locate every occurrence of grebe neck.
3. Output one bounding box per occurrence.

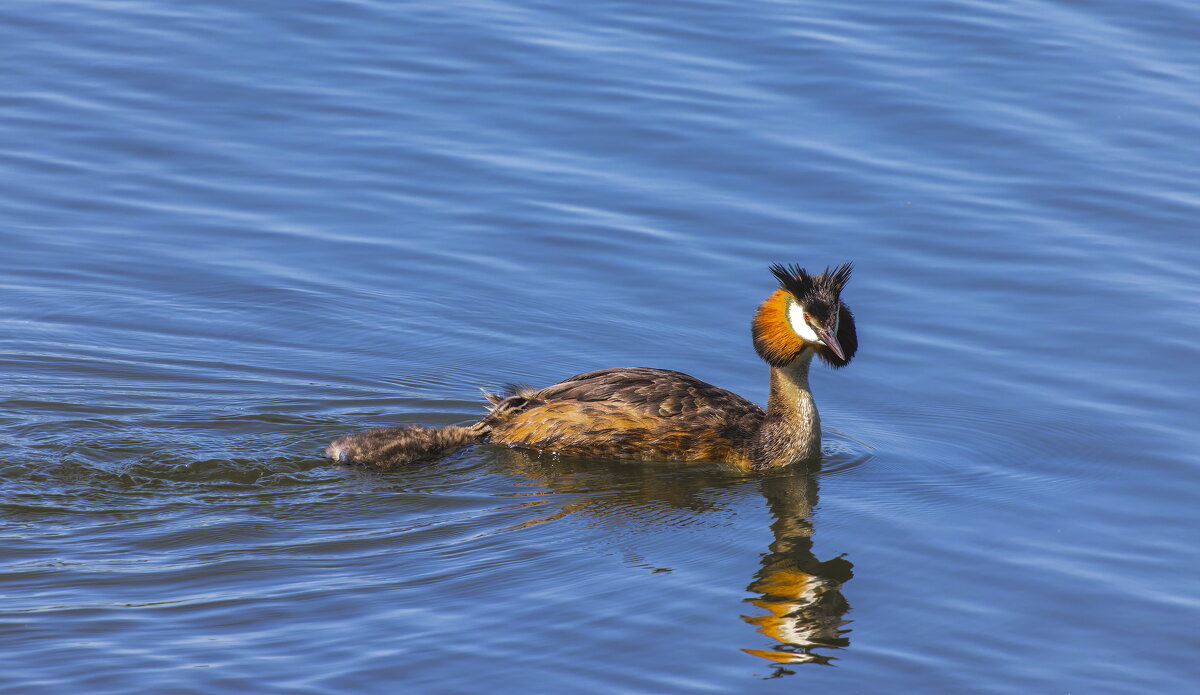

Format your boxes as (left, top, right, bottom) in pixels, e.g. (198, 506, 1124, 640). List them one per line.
(751, 350, 821, 468)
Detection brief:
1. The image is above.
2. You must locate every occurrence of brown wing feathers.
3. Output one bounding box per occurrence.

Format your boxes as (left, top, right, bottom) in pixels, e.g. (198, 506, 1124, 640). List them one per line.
(484, 368, 764, 463)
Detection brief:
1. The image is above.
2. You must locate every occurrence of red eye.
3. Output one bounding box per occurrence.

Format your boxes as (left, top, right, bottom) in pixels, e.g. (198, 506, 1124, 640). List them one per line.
(803, 313, 812, 323)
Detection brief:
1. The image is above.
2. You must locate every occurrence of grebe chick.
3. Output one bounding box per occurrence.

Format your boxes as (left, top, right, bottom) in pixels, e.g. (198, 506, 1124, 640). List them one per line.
(327, 263, 858, 470)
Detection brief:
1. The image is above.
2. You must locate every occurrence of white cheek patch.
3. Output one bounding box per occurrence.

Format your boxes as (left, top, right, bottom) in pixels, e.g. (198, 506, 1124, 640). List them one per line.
(787, 301, 823, 344)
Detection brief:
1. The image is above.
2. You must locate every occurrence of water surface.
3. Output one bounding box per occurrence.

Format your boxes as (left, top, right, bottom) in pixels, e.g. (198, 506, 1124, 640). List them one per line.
(3, 0, 1199, 692)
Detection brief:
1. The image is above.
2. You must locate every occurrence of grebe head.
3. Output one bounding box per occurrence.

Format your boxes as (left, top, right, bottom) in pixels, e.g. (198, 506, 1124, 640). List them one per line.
(752, 262, 858, 368)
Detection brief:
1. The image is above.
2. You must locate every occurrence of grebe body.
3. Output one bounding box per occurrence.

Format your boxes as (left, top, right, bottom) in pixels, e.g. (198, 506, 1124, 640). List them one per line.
(327, 263, 857, 470)
(483, 367, 766, 466)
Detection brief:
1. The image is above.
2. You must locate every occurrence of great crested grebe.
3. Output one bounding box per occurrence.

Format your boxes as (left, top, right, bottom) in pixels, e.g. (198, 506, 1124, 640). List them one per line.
(326, 263, 857, 470)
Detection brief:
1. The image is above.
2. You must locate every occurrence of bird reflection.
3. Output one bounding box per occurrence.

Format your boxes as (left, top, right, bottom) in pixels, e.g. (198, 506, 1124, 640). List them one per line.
(742, 471, 852, 671)
(486, 449, 853, 671)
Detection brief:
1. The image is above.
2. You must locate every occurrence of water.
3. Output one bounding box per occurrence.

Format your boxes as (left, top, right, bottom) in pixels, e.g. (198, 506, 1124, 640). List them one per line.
(3, 0, 1199, 692)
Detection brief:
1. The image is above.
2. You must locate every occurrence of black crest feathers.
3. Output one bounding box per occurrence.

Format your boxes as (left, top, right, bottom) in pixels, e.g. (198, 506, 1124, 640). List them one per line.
(768, 262, 853, 300)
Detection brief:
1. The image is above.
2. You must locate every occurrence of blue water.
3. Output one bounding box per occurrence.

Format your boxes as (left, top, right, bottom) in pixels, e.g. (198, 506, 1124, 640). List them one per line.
(3, 1, 1199, 692)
